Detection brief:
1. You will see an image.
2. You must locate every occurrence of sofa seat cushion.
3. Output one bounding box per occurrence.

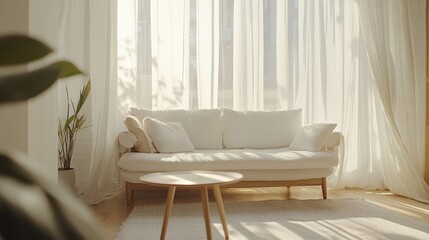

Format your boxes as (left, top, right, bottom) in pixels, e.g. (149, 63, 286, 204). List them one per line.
(118, 148, 338, 172)
(120, 168, 335, 183)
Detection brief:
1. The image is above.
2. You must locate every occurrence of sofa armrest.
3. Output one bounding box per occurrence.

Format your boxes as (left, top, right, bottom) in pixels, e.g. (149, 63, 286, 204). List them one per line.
(118, 131, 137, 149)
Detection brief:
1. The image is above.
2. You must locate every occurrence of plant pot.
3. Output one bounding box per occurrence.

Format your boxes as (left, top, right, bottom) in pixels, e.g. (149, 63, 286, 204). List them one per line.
(58, 168, 76, 194)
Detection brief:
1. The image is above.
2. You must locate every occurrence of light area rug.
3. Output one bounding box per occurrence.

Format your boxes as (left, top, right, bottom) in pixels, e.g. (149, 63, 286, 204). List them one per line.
(116, 199, 429, 240)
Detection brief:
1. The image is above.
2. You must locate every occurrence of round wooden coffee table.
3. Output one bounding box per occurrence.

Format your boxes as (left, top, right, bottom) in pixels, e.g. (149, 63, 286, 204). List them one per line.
(140, 171, 243, 240)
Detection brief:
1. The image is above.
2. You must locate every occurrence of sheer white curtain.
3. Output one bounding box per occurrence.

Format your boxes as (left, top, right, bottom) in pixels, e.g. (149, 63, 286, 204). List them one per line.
(196, 0, 219, 109)
(233, 0, 264, 110)
(275, 0, 384, 189)
(84, 0, 123, 204)
(58, 0, 428, 203)
(357, 0, 429, 202)
(151, 0, 191, 109)
(122, 0, 427, 202)
(56, 0, 123, 204)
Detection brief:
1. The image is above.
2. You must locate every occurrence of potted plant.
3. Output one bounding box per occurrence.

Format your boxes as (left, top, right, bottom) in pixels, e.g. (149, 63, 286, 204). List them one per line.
(57, 80, 91, 192)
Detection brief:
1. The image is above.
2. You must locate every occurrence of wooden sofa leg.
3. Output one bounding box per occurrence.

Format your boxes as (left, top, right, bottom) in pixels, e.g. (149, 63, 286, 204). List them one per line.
(285, 186, 291, 198)
(126, 182, 134, 207)
(321, 177, 327, 199)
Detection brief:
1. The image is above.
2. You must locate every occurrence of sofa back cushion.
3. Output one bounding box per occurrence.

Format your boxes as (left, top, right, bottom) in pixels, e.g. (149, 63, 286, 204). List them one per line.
(221, 108, 302, 149)
(130, 108, 223, 149)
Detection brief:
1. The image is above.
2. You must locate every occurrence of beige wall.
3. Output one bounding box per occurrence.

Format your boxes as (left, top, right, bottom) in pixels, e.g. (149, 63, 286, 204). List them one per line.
(0, 0, 58, 182)
(0, 0, 28, 34)
(28, 0, 60, 181)
(0, 0, 29, 155)
(426, 0, 429, 184)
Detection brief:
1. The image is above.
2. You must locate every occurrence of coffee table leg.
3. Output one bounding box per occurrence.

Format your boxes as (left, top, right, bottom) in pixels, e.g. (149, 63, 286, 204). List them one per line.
(213, 185, 229, 239)
(200, 186, 212, 240)
(161, 186, 176, 240)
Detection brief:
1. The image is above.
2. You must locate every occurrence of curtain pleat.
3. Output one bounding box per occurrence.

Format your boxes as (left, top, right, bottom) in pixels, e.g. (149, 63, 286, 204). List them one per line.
(196, 0, 219, 109)
(357, 0, 429, 203)
(83, 0, 123, 204)
(150, 0, 190, 110)
(232, 0, 264, 111)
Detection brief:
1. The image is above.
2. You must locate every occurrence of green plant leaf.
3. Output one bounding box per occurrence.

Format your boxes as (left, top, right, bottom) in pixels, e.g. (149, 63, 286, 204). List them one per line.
(76, 115, 86, 129)
(0, 65, 60, 104)
(0, 61, 82, 104)
(66, 115, 76, 127)
(0, 35, 53, 65)
(76, 80, 91, 113)
(48, 61, 82, 78)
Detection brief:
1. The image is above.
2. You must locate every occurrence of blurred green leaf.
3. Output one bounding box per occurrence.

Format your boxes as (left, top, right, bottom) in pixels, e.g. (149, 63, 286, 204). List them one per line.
(0, 65, 59, 104)
(48, 61, 82, 79)
(0, 61, 82, 104)
(0, 153, 107, 239)
(0, 155, 30, 183)
(0, 35, 53, 65)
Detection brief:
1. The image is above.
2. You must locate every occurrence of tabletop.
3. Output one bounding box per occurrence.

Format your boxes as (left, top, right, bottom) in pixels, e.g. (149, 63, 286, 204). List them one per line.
(139, 171, 243, 187)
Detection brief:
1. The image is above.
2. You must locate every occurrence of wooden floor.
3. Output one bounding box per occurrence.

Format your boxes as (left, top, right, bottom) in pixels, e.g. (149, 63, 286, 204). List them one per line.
(90, 186, 429, 239)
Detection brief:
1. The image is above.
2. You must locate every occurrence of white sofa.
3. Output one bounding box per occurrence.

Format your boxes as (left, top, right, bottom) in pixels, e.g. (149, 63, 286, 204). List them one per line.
(118, 108, 341, 206)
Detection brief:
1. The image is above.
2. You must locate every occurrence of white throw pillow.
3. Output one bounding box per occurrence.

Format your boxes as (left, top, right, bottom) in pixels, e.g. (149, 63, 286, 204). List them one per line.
(221, 109, 302, 149)
(130, 108, 222, 149)
(323, 131, 341, 149)
(123, 116, 157, 153)
(143, 117, 195, 153)
(289, 123, 337, 151)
